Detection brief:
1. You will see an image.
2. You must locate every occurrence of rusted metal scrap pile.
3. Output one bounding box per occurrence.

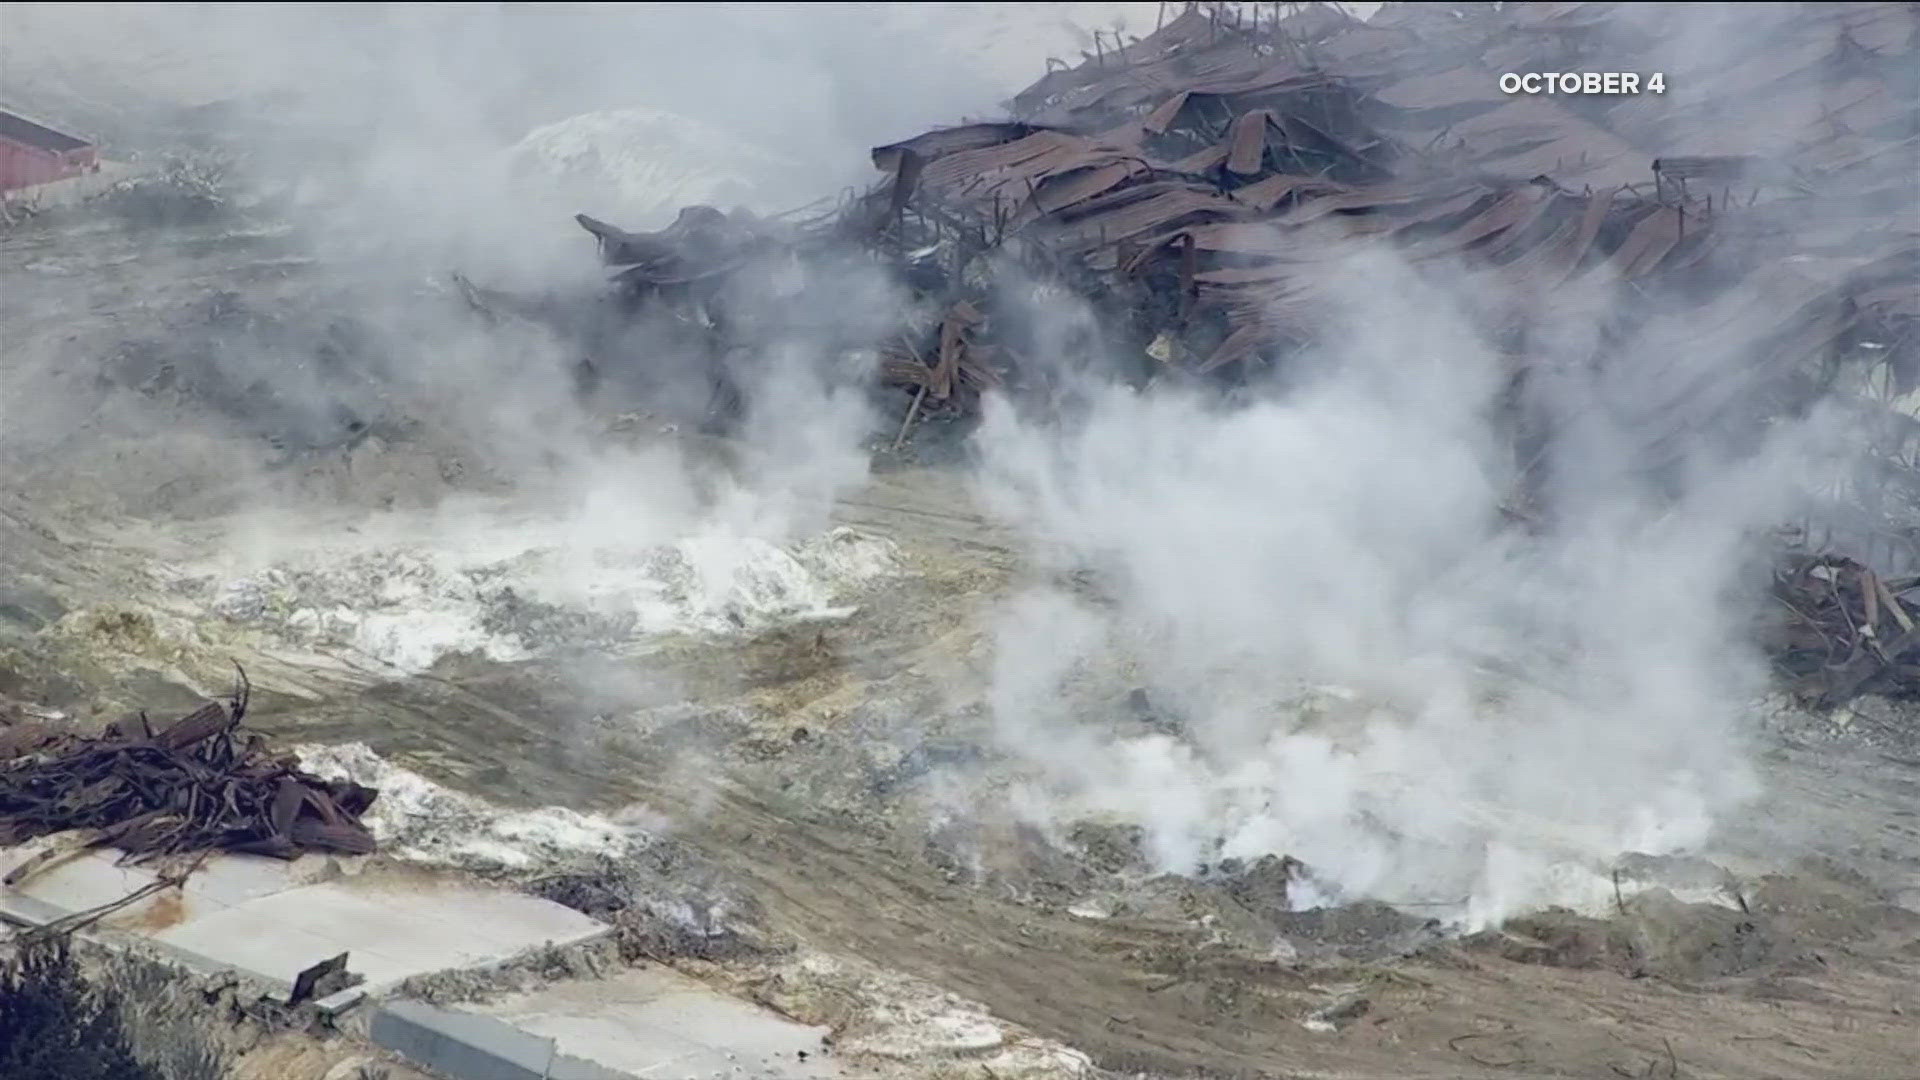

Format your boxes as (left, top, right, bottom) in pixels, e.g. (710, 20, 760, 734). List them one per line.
(1769, 553, 1920, 705)
(856, 1, 1916, 407)
(529, 1, 1915, 435)
(465, 3, 1918, 700)
(0, 681, 378, 865)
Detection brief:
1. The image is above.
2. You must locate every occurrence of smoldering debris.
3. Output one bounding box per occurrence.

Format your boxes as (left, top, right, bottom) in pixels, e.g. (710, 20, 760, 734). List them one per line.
(459, 2, 1915, 460)
(449, 2, 1918, 707)
(95, 155, 231, 229)
(0, 676, 380, 867)
(1767, 553, 1920, 706)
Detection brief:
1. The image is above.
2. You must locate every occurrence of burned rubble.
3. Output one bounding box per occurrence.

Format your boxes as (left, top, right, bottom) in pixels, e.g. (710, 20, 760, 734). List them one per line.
(455, 2, 1920, 703)
(0, 674, 379, 871)
(1768, 551, 1920, 706)
(479, 2, 1916, 417)
(4, 9, 1920, 1078)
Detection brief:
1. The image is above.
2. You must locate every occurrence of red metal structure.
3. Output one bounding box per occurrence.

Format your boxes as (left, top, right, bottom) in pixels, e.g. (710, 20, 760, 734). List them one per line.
(0, 109, 98, 192)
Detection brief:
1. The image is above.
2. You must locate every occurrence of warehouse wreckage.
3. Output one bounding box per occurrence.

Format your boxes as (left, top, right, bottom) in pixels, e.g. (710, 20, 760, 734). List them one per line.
(5, 0, 1919, 914)
(466, 2, 1915, 480)
(463, 2, 1920, 697)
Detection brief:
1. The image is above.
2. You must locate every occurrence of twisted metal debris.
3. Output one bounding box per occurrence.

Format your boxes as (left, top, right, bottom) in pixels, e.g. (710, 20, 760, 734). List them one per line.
(1769, 553, 1920, 705)
(0, 673, 378, 866)
(860, 2, 1914, 411)
(486, 2, 1913, 433)
(456, 2, 1919, 698)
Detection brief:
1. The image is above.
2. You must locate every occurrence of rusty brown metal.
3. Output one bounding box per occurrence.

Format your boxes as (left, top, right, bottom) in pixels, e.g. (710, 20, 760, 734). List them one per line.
(1019, 160, 1152, 224)
(1225, 109, 1272, 175)
(0, 680, 379, 864)
(1769, 553, 1920, 705)
(478, 0, 1916, 458)
(871, 123, 1044, 174)
(1140, 91, 1193, 135)
(1403, 184, 1558, 261)
(931, 301, 983, 401)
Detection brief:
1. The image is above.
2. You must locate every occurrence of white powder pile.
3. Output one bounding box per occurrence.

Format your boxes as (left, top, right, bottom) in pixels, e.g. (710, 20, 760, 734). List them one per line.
(294, 742, 658, 874)
(549, 526, 901, 636)
(208, 525, 898, 674)
(211, 549, 529, 672)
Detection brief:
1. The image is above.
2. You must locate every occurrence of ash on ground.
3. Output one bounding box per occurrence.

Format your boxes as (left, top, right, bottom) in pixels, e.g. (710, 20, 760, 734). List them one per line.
(198, 525, 898, 674)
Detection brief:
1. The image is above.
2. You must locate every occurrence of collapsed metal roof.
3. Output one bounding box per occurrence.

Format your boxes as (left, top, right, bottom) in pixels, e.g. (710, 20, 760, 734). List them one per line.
(861, 1, 1916, 372)
(494, 1, 1915, 489)
(0, 108, 90, 154)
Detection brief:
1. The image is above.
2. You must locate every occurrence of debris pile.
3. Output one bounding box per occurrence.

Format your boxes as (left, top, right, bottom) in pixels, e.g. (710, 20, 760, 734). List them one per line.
(1769, 553, 1920, 705)
(0, 679, 379, 865)
(476, 2, 1915, 444)
(861, 0, 1915, 438)
(455, 2, 1918, 692)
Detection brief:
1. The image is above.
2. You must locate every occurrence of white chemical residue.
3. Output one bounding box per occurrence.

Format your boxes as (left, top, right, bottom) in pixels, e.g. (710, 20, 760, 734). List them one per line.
(208, 525, 898, 674)
(782, 951, 1094, 1077)
(293, 742, 657, 873)
(582, 526, 896, 635)
(211, 550, 527, 672)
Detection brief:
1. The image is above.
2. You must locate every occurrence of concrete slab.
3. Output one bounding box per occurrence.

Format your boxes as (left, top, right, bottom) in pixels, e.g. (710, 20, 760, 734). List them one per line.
(0, 845, 339, 932)
(372, 999, 582, 1080)
(179, 851, 339, 906)
(1, 845, 161, 920)
(468, 967, 839, 1079)
(2, 846, 609, 997)
(149, 878, 609, 995)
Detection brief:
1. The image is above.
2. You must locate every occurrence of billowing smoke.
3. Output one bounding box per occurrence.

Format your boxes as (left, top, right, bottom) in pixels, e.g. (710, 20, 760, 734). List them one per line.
(970, 240, 1843, 927)
(0, 2, 1168, 523)
(2, 1, 1903, 932)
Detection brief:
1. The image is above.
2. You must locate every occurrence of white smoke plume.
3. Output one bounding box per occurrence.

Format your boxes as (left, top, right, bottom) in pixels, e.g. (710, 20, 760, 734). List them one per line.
(971, 244, 1840, 927)
(0, 3, 1183, 533)
(3, 3, 1059, 609)
(1, 2, 1895, 931)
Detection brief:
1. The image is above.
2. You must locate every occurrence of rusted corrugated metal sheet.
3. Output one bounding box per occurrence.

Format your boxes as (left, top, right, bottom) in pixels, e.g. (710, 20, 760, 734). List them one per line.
(846, 0, 1914, 388)
(499, 1, 1913, 472)
(871, 123, 1048, 175)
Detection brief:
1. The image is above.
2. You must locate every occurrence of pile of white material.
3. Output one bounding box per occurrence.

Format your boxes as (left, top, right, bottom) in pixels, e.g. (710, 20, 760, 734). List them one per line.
(293, 742, 658, 873)
(507, 107, 797, 227)
(536, 525, 899, 636)
(771, 951, 1095, 1079)
(209, 525, 898, 674)
(211, 548, 529, 673)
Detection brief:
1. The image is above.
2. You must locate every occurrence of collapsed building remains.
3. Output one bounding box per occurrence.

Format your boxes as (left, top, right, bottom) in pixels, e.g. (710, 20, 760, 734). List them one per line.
(457, 3, 1920, 700)
(508, 3, 1914, 427)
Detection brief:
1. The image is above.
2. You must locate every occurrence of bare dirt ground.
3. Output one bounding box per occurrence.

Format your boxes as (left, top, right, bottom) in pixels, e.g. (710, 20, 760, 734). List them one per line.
(7, 203, 1920, 1080)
